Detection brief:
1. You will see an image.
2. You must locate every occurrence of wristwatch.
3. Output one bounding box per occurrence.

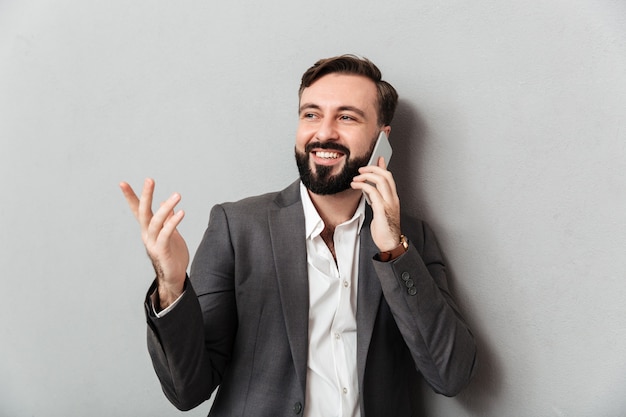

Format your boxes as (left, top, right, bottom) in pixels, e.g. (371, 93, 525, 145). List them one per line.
(378, 234, 409, 262)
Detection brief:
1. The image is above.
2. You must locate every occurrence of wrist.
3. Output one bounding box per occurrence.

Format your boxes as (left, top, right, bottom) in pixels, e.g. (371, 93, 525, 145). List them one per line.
(157, 280, 185, 310)
(377, 234, 409, 262)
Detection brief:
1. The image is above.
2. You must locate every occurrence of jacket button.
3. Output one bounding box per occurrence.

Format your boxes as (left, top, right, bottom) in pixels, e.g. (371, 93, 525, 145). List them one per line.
(293, 401, 303, 414)
(401, 272, 410, 281)
(408, 287, 417, 296)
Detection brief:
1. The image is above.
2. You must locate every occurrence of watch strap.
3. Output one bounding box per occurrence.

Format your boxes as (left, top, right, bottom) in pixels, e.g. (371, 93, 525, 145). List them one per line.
(378, 234, 409, 262)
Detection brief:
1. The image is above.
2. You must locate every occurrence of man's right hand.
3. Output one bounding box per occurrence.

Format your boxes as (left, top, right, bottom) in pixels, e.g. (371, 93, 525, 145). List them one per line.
(120, 178, 190, 310)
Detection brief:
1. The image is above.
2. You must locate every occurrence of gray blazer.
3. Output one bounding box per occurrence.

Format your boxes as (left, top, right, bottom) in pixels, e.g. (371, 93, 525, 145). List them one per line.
(145, 180, 476, 417)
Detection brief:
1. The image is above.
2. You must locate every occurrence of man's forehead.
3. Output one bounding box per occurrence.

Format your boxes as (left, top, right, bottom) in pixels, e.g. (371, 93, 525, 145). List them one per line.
(300, 73, 377, 108)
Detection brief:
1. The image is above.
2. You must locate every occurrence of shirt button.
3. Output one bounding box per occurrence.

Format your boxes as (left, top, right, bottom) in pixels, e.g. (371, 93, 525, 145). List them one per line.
(335, 333, 341, 339)
(343, 280, 349, 288)
(343, 387, 348, 394)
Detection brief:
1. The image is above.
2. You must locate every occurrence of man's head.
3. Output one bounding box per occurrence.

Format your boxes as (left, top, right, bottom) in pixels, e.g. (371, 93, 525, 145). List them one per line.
(295, 55, 398, 195)
(299, 55, 398, 127)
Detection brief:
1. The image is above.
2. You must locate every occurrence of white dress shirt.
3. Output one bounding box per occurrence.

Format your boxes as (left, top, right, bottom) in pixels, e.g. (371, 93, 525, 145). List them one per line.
(300, 183, 365, 417)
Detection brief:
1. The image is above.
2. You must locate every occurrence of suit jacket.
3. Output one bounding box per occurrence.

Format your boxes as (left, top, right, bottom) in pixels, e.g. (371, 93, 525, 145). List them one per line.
(145, 180, 476, 416)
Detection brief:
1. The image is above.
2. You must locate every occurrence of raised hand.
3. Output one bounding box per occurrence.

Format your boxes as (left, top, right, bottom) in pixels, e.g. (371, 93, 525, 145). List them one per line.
(351, 157, 402, 252)
(120, 178, 189, 309)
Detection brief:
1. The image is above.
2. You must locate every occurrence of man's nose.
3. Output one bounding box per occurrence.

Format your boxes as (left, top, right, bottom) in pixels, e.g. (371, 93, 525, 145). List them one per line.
(314, 118, 339, 142)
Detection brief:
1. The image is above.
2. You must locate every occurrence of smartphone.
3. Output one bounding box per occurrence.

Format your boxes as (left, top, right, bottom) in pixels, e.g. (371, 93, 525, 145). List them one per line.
(363, 131, 393, 204)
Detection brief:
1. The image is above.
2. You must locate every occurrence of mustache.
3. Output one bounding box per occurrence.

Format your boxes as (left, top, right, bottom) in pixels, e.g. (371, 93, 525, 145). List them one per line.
(304, 141, 350, 156)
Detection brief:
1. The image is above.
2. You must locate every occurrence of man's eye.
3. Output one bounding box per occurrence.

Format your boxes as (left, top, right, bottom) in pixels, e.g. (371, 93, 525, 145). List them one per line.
(340, 115, 355, 121)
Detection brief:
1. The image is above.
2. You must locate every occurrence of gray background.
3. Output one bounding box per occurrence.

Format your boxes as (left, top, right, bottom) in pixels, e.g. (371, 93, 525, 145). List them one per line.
(1, 0, 625, 416)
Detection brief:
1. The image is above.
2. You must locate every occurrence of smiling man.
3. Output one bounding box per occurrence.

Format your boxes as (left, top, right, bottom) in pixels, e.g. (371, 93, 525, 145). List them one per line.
(120, 54, 476, 417)
(295, 72, 386, 196)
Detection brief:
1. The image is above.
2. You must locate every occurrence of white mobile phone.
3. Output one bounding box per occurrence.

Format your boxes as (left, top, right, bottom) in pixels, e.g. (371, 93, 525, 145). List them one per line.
(367, 131, 393, 167)
(363, 131, 393, 204)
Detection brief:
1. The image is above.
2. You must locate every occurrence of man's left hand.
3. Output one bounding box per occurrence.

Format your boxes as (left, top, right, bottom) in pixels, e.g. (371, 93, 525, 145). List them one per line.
(351, 157, 402, 252)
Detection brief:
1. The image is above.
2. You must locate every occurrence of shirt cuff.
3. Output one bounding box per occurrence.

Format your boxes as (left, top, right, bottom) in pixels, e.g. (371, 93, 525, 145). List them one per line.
(149, 289, 185, 318)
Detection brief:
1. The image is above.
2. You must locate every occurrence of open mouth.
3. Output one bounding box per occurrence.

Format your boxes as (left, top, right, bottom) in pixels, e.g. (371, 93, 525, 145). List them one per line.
(311, 149, 346, 165)
(315, 150, 342, 159)
(304, 142, 350, 166)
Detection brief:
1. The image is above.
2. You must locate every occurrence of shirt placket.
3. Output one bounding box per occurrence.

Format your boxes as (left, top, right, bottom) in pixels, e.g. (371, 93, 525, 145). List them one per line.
(331, 224, 359, 417)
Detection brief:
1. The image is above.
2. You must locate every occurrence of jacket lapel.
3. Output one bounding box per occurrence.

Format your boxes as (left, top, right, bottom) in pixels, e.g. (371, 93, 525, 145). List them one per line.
(268, 181, 309, 395)
(356, 207, 383, 387)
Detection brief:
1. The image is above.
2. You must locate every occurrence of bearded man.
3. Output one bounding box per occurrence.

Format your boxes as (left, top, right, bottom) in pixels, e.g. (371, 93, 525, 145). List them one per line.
(120, 54, 476, 417)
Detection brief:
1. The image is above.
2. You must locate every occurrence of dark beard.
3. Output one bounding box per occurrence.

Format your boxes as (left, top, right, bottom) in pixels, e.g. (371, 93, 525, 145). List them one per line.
(295, 139, 376, 195)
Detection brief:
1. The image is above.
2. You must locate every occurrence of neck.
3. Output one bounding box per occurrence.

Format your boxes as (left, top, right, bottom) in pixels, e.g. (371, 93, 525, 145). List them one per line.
(307, 187, 362, 229)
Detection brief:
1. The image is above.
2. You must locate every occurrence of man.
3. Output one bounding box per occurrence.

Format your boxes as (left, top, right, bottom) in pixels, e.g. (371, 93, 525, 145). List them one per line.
(120, 54, 476, 416)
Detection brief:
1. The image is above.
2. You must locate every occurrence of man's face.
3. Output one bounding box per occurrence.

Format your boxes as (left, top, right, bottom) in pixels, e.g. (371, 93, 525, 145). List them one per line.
(295, 73, 387, 195)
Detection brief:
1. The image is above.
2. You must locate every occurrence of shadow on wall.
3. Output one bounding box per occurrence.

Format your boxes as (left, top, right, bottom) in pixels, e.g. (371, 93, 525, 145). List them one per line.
(390, 99, 502, 413)
(388, 98, 429, 221)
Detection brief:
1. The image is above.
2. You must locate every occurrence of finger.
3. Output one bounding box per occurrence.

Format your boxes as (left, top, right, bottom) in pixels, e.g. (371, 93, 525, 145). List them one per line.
(119, 181, 140, 219)
(358, 165, 398, 199)
(358, 163, 389, 178)
(159, 200, 176, 218)
(147, 192, 182, 244)
(354, 171, 395, 203)
(350, 179, 377, 199)
(160, 201, 179, 229)
(156, 209, 186, 248)
(138, 178, 156, 232)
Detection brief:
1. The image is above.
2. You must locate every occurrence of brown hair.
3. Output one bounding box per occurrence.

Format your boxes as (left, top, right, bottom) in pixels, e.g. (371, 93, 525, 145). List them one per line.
(299, 54, 399, 126)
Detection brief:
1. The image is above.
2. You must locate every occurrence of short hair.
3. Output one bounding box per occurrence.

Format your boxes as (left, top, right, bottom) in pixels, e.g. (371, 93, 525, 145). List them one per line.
(299, 54, 399, 126)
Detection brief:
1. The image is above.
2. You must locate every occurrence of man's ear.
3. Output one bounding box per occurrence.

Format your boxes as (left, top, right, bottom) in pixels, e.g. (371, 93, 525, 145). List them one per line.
(383, 125, 391, 137)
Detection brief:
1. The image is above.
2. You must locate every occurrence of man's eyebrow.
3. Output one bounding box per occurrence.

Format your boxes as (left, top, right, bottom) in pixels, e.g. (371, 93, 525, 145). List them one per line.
(298, 103, 367, 118)
(338, 106, 366, 118)
(299, 103, 321, 113)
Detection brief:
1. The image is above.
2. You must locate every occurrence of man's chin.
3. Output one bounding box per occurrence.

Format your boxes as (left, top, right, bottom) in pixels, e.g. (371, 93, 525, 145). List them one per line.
(303, 174, 353, 195)
(309, 186, 356, 197)
(296, 150, 361, 195)
(311, 162, 342, 176)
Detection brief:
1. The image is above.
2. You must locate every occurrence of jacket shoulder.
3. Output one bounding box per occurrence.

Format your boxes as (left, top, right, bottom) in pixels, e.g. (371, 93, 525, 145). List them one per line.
(218, 180, 301, 215)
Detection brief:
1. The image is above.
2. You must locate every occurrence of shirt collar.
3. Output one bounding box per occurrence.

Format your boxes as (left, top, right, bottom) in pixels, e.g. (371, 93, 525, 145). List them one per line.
(299, 182, 366, 240)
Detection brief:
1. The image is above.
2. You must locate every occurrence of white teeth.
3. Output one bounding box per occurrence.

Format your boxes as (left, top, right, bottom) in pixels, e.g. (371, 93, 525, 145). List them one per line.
(316, 151, 340, 159)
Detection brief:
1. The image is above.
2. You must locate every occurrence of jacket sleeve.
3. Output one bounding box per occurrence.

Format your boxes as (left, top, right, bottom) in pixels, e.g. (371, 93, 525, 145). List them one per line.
(144, 204, 238, 411)
(372, 219, 477, 396)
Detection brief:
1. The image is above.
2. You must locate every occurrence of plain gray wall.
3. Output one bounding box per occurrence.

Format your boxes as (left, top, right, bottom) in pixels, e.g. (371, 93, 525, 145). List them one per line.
(1, 0, 625, 416)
